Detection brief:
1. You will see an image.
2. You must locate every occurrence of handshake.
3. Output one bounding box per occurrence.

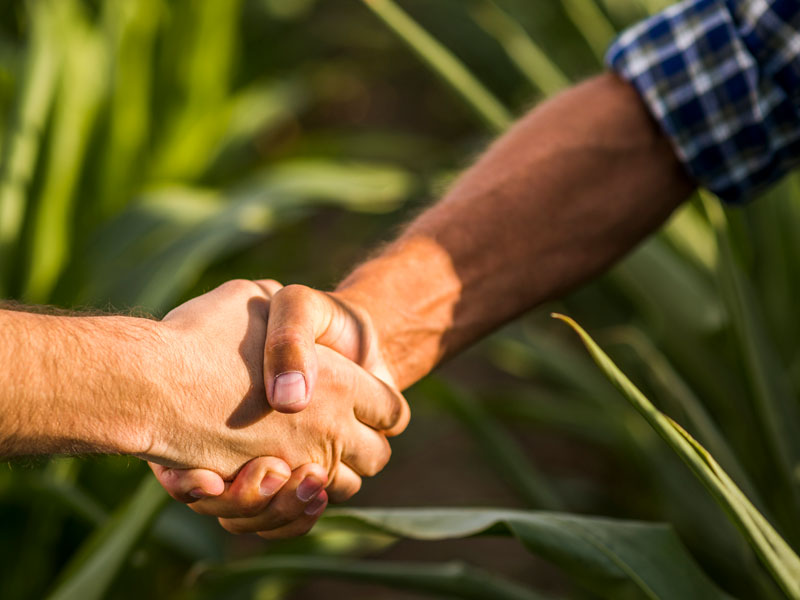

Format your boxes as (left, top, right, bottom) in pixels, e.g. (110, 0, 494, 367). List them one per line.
(2, 72, 678, 542)
(143, 278, 410, 539)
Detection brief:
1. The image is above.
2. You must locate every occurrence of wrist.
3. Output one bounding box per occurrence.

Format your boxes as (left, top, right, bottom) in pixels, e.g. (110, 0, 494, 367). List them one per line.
(99, 315, 173, 458)
(334, 236, 459, 390)
(132, 318, 199, 466)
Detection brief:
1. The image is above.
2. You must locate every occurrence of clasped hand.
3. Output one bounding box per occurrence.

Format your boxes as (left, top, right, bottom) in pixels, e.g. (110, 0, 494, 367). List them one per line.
(145, 279, 407, 539)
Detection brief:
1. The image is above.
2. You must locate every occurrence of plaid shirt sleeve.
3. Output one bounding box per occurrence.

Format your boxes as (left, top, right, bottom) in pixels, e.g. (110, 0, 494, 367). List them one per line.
(606, 0, 800, 203)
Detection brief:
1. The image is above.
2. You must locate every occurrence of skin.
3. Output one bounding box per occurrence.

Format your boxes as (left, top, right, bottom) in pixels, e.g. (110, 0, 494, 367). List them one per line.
(166, 72, 697, 532)
(0, 279, 409, 536)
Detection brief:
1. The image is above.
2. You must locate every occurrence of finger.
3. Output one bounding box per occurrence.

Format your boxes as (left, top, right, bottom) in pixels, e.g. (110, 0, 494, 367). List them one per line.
(353, 372, 410, 437)
(318, 345, 410, 436)
(264, 285, 333, 413)
(189, 457, 291, 519)
(253, 279, 283, 300)
(256, 490, 328, 540)
(219, 463, 328, 534)
(341, 422, 392, 478)
(265, 285, 372, 413)
(149, 462, 225, 504)
(326, 462, 362, 503)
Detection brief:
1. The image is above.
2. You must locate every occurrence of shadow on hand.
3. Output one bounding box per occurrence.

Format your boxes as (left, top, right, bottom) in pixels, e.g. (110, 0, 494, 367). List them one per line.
(226, 295, 272, 429)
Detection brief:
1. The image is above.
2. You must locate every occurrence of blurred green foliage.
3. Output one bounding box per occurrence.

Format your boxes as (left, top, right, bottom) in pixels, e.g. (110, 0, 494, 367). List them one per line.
(2, 0, 800, 598)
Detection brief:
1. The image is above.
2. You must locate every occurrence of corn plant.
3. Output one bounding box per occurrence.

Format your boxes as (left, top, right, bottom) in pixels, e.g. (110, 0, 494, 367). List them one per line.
(2, 1, 800, 599)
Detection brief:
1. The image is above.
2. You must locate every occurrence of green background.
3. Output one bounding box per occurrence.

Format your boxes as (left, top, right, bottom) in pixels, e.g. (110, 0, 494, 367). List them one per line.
(1, 1, 799, 598)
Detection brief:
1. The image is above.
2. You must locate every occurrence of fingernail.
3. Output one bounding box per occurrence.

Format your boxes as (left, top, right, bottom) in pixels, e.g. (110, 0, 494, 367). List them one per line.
(189, 488, 207, 499)
(273, 372, 306, 408)
(304, 494, 327, 516)
(296, 476, 324, 502)
(260, 472, 288, 497)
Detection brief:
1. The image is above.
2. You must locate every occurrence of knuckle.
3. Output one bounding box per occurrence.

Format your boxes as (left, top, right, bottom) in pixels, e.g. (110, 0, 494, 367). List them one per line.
(386, 396, 403, 428)
(329, 476, 361, 502)
(267, 328, 309, 353)
(277, 284, 313, 302)
(363, 450, 390, 477)
(386, 395, 411, 435)
(221, 278, 254, 294)
(261, 279, 282, 289)
(261, 457, 292, 479)
(375, 440, 392, 473)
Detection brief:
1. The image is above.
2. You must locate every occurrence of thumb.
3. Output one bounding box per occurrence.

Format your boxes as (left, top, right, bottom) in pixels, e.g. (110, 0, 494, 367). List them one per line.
(262, 284, 330, 413)
(263, 284, 372, 413)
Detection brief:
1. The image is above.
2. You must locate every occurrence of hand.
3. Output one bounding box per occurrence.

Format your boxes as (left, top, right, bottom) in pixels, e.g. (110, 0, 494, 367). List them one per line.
(264, 284, 395, 412)
(153, 457, 331, 539)
(153, 280, 407, 537)
(143, 278, 408, 489)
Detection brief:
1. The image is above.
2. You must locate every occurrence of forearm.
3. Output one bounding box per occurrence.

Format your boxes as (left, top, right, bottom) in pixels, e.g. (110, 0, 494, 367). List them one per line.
(336, 73, 695, 389)
(0, 308, 165, 457)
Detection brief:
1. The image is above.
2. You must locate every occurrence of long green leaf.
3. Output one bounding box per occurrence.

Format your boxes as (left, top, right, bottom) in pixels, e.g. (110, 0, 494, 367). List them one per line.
(97, 0, 160, 216)
(80, 160, 413, 311)
(195, 555, 547, 600)
(610, 235, 725, 334)
(470, 0, 570, 97)
(554, 313, 800, 599)
(360, 0, 511, 133)
(24, 0, 107, 302)
(701, 192, 800, 515)
(0, 0, 59, 296)
(420, 377, 565, 511)
(46, 475, 169, 600)
(603, 325, 758, 504)
(560, 0, 616, 64)
(318, 507, 728, 599)
(662, 200, 717, 272)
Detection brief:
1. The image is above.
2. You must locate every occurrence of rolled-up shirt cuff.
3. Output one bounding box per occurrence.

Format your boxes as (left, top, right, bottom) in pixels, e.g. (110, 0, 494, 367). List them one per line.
(606, 0, 800, 203)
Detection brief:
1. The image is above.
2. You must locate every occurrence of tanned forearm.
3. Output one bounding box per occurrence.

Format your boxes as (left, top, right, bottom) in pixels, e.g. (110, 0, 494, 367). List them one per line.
(0, 308, 165, 457)
(335, 73, 695, 390)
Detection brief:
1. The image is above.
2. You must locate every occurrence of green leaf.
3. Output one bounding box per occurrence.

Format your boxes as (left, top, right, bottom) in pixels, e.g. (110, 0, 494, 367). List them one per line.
(0, 0, 60, 296)
(661, 201, 717, 272)
(701, 192, 800, 516)
(360, 0, 512, 133)
(317, 507, 728, 599)
(470, 1, 570, 97)
(149, 80, 302, 183)
(80, 160, 413, 312)
(420, 377, 565, 511)
(96, 0, 161, 216)
(195, 555, 549, 600)
(602, 325, 759, 505)
(46, 475, 169, 600)
(554, 313, 800, 599)
(23, 0, 108, 302)
(560, 0, 617, 64)
(610, 235, 725, 334)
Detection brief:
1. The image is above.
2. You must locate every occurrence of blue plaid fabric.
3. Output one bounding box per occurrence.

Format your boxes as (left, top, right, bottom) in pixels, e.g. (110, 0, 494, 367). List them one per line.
(607, 0, 800, 203)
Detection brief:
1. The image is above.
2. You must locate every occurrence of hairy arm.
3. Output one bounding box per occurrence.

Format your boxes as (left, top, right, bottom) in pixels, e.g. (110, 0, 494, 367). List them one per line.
(335, 73, 695, 388)
(258, 73, 696, 411)
(0, 308, 162, 457)
(163, 73, 696, 528)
